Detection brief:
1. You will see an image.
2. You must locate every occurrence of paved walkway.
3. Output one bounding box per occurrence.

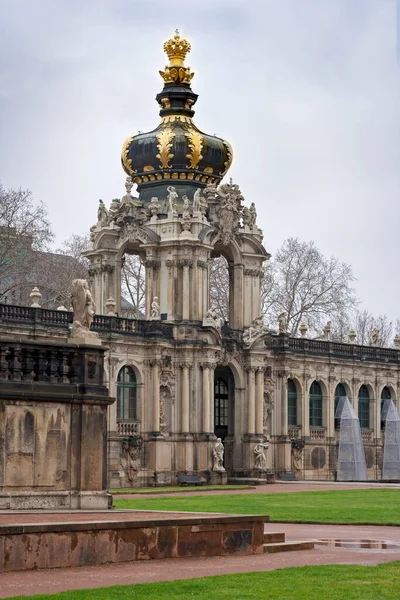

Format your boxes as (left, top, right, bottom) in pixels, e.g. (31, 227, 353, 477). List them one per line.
(1, 483, 400, 598)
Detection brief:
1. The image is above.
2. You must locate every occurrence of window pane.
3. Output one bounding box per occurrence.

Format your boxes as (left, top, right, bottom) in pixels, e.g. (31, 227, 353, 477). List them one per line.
(287, 379, 297, 426)
(310, 381, 322, 427)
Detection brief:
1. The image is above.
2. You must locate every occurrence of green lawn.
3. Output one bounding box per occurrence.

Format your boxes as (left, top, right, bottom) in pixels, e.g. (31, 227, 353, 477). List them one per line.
(8, 563, 400, 599)
(110, 484, 253, 494)
(114, 488, 400, 525)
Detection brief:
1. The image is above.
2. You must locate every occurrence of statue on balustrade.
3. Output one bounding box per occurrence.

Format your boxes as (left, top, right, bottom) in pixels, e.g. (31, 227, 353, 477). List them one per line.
(69, 279, 99, 341)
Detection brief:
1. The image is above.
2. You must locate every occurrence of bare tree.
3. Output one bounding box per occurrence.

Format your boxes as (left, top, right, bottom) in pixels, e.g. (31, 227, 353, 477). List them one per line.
(209, 256, 229, 322)
(0, 184, 53, 302)
(350, 310, 393, 347)
(262, 238, 357, 336)
(121, 254, 146, 318)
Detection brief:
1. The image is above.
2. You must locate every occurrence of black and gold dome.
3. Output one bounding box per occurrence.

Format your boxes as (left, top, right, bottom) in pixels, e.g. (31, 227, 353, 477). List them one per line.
(121, 30, 233, 204)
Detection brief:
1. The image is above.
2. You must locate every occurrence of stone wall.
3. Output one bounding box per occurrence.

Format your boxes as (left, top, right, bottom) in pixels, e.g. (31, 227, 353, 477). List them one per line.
(0, 339, 114, 509)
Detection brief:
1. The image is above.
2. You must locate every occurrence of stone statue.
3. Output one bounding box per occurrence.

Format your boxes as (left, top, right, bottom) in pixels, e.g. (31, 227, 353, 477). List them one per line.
(213, 438, 225, 471)
(203, 306, 221, 331)
(242, 206, 251, 227)
(348, 329, 357, 344)
(278, 312, 288, 334)
(97, 200, 109, 226)
(182, 194, 191, 213)
(167, 186, 178, 213)
(243, 316, 268, 346)
(370, 327, 379, 346)
(249, 202, 257, 227)
(108, 198, 121, 222)
(254, 439, 269, 470)
(149, 197, 161, 217)
(323, 321, 331, 341)
(192, 188, 204, 212)
(160, 390, 168, 434)
(69, 279, 99, 341)
(150, 296, 160, 320)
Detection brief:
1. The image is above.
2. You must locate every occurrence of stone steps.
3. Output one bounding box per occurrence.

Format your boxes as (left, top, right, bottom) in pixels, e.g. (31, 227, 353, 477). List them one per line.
(263, 532, 285, 543)
(263, 540, 315, 553)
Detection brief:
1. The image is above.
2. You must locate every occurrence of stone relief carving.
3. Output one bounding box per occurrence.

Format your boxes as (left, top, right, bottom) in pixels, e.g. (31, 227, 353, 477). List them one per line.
(149, 197, 161, 217)
(254, 439, 269, 470)
(120, 437, 143, 482)
(69, 279, 99, 341)
(213, 438, 225, 471)
(160, 369, 176, 405)
(159, 388, 169, 435)
(291, 439, 305, 476)
(263, 389, 274, 435)
(213, 180, 243, 245)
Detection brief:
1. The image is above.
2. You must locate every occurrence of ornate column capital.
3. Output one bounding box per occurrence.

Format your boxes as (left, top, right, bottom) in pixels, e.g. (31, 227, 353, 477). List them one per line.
(144, 259, 161, 270)
(101, 264, 115, 274)
(197, 260, 208, 269)
(179, 259, 194, 268)
(165, 259, 176, 268)
(201, 362, 214, 370)
(149, 359, 163, 368)
(179, 362, 193, 370)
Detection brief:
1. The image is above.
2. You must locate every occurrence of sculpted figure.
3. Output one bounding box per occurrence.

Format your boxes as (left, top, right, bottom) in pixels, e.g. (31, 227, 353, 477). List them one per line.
(242, 206, 251, 227)
(249, 202, 257, 227)
(70, 279, 99, 340)
(167, 186, 178, 213)
(278, 312, 288, 334)
(203, 306, 221, 331)
(97, 200, 109, 226)
(192, 188, 204, 212)
(370, 327, 379, 346)
(213, 438, 225, 471)
(149, 197, 161, 217)
(323, 321, 332, 340)
(254, 439, 269, 470)
(150, 296, 160, 320)
(182, 194, 191, 213)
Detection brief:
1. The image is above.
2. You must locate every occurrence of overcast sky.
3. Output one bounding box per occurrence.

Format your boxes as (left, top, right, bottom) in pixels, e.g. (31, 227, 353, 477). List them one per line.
(0, 0, 398, 321)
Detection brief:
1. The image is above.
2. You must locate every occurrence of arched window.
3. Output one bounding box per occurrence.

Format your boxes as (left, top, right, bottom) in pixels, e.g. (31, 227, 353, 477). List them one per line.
(334, 383, 347, 430)
(381, 386, 391, 430)
(214, 378, 229, 439)
(309, 381, 323, 427)
(358, 385, 370, 429)
(117, 366, 137, 421)
(287, 379, 297, 426)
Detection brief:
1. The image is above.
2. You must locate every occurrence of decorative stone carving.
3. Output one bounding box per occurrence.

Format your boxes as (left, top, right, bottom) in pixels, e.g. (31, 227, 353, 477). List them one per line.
(69, 279, 99, 342)
(263, 391, 274, 435)
(167, 185, 178, 213)
(291, 439, 305, 475)
(30, 286, 42, 308)
(105, 297, 117, 316)
(150, 297, 160, 320)
(278, 312, 288, 334)
(243, 316, 268, 346)
(242, 206, 251, 227)
(181, 197, 192, 231)
(192, 187, 207, 215)
(394, 334, 400, 349)
(213, 180, 243, 245)
(159, 389, 168, 434)
(97, 200, 109, 227)
(213, 438, 225, 471)
(254, 439, 269, 470)
(299, 322, 308, 338)
(348, 329, 357, 344)
(149, 197, 161, 217)
(203, 306, 221, 331)
(160, 369, 176, 404)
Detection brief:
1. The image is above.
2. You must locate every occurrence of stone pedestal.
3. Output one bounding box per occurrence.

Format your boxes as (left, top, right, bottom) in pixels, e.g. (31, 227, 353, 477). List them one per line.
(209, 470, 228, 485)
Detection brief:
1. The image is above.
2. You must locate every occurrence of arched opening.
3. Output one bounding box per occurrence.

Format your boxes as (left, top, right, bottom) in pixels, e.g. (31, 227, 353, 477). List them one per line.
(117, 366, 137, 421)
(120, 253, 146, 318)
(334, 383, 347, 430)
(209, 255, 230, 324)
(381, 386, 392, 430)
(358, 385, 370, 429)
(287, 379, 298, 426)
(309, 381, 323, 427)
(214, 367, 235, 441)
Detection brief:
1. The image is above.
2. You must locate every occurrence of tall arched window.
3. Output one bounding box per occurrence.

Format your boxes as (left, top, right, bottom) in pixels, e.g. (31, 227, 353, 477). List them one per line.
(381, 386, 391, 430)
(334, 383, 347, 430)
(214, 378, 229, 440)
(117, 366, 137, 421)
(287, 379, 297, 426)
(358, 385, 370, 429)
(309, 381, 323, 427)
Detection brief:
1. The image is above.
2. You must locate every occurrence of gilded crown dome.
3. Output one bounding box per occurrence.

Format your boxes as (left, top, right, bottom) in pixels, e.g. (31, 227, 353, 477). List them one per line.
(121, 31, 233, 205)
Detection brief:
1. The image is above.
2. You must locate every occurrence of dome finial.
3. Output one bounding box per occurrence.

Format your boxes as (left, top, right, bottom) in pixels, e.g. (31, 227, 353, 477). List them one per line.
(160, 30, 194, 84)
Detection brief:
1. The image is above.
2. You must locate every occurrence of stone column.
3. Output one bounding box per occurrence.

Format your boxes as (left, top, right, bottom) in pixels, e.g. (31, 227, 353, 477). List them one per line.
(165, 260, 175, 320)
(151, 360, 161, 434)
(202, 363, 211, 433)
(144, 260, 153, 319)
(179, 260, 193, 320)
(247, 368, 256, 435)
(255, 368, 264, 435)
(181, 364, 190, 433)
(303, 376, 310, 437)
(209, 365, 216, 434)
(280, 373, 288, 436)
(327, 377, 335, 438)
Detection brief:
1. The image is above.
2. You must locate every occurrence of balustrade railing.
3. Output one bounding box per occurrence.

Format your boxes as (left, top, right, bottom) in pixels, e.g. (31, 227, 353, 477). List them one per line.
(288, 427, 301, 439)
(310, 428, 326, 441)
(0, 339, 104, 387)
(268, 334, 400, 364)
(361, 429, 373, 442)
(117, 421, 140, 435)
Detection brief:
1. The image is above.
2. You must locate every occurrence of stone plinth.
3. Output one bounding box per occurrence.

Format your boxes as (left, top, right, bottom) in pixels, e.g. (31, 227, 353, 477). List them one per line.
(0, 339, 114, 510)
(0, 512, 267, 572)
